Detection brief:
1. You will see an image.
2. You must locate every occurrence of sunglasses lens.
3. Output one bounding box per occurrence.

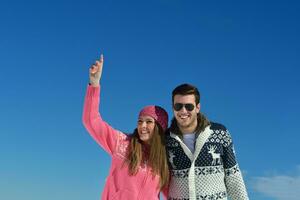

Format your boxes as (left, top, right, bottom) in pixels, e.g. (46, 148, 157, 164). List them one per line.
(174, 103, 183, 111)
(174, 103, 195, 111)
(185, 104, 195, 111)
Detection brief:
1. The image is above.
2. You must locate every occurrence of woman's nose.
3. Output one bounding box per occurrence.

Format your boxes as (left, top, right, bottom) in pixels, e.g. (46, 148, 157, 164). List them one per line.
(141, 121, 147, 127)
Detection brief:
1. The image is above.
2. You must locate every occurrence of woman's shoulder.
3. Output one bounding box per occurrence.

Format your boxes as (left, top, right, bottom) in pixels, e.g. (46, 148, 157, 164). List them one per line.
(114, 131, 132, 158)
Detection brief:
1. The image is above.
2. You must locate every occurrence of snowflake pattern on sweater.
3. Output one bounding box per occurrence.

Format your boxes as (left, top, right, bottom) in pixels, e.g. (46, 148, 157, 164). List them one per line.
(166, 123, 249, 200)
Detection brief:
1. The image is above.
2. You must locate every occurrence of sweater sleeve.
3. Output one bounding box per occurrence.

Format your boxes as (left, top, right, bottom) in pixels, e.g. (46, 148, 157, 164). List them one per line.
(82, 84, 119, 155)
(222, 130, 249, 200)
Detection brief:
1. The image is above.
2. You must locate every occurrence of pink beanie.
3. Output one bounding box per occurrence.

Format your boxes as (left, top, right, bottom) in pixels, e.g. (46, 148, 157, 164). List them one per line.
(138, 105, 168, 131)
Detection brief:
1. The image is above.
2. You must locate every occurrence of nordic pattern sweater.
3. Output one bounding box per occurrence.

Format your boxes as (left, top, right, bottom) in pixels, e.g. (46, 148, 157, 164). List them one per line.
(166, 123, 249, 200)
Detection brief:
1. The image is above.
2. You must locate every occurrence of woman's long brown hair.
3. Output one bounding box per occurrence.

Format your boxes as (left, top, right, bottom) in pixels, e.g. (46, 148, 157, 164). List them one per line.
(125, 123, 169, 190)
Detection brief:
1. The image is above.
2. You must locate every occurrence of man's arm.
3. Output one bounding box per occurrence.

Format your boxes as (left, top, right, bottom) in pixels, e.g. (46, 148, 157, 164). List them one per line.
(222, 130, 249, 200)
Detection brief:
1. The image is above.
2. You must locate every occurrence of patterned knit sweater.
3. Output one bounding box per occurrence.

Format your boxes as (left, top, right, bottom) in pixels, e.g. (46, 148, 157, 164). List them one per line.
(165, 122, 249, 200)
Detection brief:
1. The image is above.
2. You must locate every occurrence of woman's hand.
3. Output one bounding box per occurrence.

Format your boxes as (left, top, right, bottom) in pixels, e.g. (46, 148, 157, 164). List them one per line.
(89, 54, 104, 86)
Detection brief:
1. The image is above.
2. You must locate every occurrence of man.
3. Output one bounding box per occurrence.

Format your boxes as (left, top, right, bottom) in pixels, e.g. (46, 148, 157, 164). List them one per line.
(165, 83, 249, 200)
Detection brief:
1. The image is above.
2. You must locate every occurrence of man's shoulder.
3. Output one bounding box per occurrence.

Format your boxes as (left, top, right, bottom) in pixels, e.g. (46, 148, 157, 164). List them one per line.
(164, 129, 172, 139)
(165, 129, 171, 136)
(209, 122, 227, 131)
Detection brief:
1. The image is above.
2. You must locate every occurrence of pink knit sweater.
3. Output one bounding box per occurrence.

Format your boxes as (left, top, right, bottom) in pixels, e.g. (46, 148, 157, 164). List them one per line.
(82, 85, 162, 200)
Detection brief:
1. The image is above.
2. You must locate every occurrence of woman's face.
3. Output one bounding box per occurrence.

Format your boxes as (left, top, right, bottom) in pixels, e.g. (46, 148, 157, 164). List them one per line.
(137, 115, 156, 144)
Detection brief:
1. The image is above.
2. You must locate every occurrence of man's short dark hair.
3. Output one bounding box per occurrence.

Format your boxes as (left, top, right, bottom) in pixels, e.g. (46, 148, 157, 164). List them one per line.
(172, 83, 200, 105)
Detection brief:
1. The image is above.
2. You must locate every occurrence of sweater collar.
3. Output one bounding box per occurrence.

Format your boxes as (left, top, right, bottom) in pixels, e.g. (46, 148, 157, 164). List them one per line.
(169, 112, 211, 139)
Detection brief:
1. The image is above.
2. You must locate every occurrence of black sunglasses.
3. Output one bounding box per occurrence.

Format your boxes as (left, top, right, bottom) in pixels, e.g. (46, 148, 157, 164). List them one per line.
(173, 103, 195, 111)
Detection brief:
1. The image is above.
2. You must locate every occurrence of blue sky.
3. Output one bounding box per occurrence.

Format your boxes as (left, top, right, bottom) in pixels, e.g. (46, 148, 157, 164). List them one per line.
(1, 0, 299, 199)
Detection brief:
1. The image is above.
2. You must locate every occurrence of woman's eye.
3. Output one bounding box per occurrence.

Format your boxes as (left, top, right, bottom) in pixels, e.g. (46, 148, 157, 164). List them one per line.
(146, 121, 154, 124)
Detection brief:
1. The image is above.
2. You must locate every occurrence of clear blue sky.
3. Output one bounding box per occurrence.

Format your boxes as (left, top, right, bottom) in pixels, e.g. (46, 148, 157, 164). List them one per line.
(1, 0, 299, 199)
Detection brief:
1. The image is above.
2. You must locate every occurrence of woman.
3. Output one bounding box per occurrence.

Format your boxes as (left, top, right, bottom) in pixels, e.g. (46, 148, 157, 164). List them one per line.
(82, 54, 169, 199)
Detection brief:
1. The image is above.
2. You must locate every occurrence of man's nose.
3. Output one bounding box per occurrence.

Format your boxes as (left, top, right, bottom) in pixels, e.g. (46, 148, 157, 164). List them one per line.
(180, 106, 188, 112)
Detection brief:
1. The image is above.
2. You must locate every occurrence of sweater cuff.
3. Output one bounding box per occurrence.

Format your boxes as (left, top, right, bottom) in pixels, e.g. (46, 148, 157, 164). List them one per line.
(87, 84, 100, 97)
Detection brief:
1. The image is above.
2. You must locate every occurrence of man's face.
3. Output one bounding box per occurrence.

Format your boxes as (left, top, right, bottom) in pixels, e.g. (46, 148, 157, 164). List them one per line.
(173, 94, 200, 133)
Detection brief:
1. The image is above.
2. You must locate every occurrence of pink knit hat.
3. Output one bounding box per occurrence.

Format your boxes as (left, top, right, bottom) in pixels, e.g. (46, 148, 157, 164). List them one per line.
(138, 105, 168, 131)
